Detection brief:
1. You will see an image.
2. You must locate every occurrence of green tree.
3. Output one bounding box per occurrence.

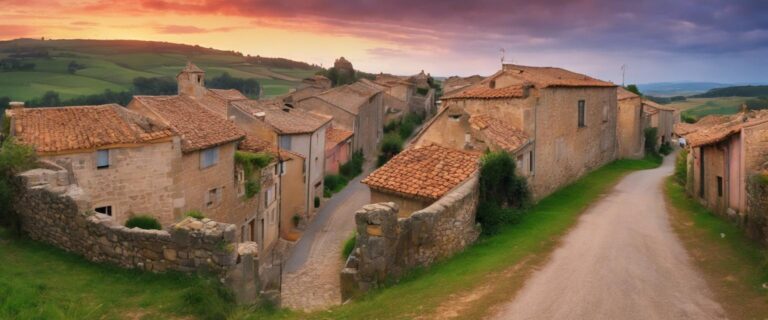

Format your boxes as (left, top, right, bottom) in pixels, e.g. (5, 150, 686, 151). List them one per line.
(625, 84, 641, 96)
(0, 138, 37, 235)
(476, 151, 531, 235)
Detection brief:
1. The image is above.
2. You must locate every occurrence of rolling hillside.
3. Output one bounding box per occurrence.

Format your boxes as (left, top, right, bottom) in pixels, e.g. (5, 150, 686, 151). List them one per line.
(0, 39, 322, 100)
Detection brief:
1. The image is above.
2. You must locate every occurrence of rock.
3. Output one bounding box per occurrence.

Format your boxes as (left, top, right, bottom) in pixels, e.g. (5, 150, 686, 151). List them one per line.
(163, 248, 177, 261)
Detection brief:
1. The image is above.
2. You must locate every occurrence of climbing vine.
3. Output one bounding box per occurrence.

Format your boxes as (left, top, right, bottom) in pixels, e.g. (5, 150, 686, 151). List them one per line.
(234, 151, 272, 199)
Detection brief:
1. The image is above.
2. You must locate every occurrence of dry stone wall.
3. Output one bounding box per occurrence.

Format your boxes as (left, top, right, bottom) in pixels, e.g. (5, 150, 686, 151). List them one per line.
(13, 164, 243, 276)
(340, 176, 479, 300)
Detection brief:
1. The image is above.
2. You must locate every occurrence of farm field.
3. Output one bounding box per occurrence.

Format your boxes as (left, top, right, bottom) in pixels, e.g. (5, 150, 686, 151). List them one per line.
(0, 39, 320, 100)
(667, 97, 751, 120)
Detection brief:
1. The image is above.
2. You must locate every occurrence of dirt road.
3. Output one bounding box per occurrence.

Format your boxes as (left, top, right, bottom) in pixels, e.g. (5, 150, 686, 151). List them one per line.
(491, 155, 726, 320)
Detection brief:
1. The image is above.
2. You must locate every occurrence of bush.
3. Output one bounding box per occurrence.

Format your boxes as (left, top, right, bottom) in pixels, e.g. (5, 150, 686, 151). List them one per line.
(384, 120, 399, 133)
(0, 138, 37, 235)
(342, 233, 356, 260)
(314, 196, 320, 208)
(179, 277, 235, 320)
(398, 120, 416, 140)
(185, 210, 204, 219)
(125, 215, 162, 230)
(235, 151, 272, 199)
(378, 133, 403, 166)
(675, 149, 689, 185)
(681, 113, 697, 124)
(339, 150, 364, 179)
(659, 142, 673, 155)
(476, 151, 531, 235)
(292, 214, 301, 227)
(644, 127, 659, 155)
(324, 174, 348, 196)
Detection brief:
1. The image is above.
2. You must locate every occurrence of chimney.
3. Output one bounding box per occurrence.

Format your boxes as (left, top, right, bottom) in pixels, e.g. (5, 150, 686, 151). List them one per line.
(254, 111, 266, 121)
(9, 101, 24, 110)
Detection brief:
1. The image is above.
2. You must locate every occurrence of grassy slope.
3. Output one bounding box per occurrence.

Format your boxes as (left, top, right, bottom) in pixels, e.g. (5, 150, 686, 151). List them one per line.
(0, 229, 235, 320)
(0, 158, 659, 320)
(668, 97, 751, 119)
(249, 158, 661, 319)
(0, 39, 320, 100)
(664, 178, 768, 319)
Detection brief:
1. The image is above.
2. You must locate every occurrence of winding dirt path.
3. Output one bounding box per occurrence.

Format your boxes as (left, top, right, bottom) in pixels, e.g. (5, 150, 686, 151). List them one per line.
(491, 155, 726, 319)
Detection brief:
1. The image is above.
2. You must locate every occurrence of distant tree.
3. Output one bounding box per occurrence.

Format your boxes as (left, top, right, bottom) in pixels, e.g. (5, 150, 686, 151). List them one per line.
(67, 61, 86, 74)
(27, 91, 61, 107)
(0, 58, 35, 72)
(625, 84, 641, 96)
(207, 72, 260, 97)
(133, 77, 177, 95)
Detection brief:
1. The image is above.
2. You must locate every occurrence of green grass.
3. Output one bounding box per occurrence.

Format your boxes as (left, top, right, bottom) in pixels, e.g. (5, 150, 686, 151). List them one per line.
(670, 97, 751, 120)
(0, 228, 235, 320)
(0, 40, 321, 100)
(253, 158, 661, 319)
(664, 178, 768, 318)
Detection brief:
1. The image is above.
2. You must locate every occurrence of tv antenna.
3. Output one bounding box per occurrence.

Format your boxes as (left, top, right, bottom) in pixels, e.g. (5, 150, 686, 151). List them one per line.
(621, 64, 627, 87)
(500, 48, 506, 65)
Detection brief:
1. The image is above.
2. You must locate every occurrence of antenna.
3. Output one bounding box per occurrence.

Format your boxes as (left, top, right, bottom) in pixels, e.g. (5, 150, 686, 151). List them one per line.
(621, 64, 627, 87)
(499, 48, 506, 65)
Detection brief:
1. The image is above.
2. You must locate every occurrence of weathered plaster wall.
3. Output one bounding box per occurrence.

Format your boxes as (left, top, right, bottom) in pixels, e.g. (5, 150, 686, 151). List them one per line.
(279, 154, 307, 237)
(617, 97, 644, 159)
(369, 190, 432, 218)
(340, 176, 479, 300)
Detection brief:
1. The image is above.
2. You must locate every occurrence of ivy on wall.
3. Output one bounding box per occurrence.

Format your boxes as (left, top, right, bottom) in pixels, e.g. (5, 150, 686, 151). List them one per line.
(234, 151, 272, 199)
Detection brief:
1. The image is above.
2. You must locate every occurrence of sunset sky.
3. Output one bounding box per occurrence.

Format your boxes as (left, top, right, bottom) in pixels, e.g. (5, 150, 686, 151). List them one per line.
(2, 0, 768, 84)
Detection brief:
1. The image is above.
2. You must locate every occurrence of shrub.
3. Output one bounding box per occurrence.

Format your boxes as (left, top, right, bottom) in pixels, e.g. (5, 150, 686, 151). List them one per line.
(476, 151, 531, 235)
(681, 113, 697, 124)
(245, 180, 260, 198)
(179, 277, 235, 320)
(235, 151, 272, 199)
(378, 133, 403, 166)
(342, 233, 356, 260)
(125, 215, 162, 230)
(659, 141, 673, 155)
(674, 149, 688, 185)
(339, 150, 364, 179)
(314, 196, 320, 208)
(185, 210, 204, 219)
(292, 214, 301, 227)
(324, 174, 348, 196)
(384, 120, 399, 133)
(398, 120, 416, 140)
(0, 138, 37, 234)
(644, 127, 659, 154)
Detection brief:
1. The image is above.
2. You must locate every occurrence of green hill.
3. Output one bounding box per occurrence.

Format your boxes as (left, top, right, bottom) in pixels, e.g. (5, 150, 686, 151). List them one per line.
(0, 39, 322, 100)
(692, 85, 768, 98)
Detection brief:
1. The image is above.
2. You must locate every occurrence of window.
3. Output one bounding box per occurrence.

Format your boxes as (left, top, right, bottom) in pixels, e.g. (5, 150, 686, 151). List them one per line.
(279, 135, 292, 150)
(264, 185, 276, 206)
(717, 176, 723, 197)
(197, 75, 202, 84)
(449, 114, 461, 122)
(96, 149, 109, 169)
(206, 187, 222, 208)
(517, 155, 524, 173)
(200, 147, 219, 169)
(529, 151, 535, 174)
(578, 100, 586, 128)
(489, 80, 496, 89)
(95, 205, 112, 216)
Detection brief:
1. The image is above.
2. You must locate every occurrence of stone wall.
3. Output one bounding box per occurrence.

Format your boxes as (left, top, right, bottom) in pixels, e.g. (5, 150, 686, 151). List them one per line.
(340, 176, 479, 300)
(745, 176, 768, 243)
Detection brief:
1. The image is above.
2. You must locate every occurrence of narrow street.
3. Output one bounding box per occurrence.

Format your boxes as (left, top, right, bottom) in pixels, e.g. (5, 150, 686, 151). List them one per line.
(491, 155, 727, 319)
(280, 168, 372, 311)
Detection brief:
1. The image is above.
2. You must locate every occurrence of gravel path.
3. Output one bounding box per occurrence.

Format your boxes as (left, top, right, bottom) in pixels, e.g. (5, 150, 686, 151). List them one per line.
(491, 155, 726, 320)
(280, 172, 371, 311)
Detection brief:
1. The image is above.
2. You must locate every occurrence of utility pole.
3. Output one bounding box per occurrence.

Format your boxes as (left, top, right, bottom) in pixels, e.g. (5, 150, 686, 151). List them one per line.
(500, 48, 506, 66)
(621, 64, 627, 87)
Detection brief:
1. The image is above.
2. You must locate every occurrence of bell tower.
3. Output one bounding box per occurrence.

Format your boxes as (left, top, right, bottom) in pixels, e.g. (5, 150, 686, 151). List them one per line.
(177, 61, 205, 98)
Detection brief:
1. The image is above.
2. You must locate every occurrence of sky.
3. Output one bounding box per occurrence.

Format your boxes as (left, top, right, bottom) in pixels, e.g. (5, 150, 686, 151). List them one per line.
(2, 0, 768, 84)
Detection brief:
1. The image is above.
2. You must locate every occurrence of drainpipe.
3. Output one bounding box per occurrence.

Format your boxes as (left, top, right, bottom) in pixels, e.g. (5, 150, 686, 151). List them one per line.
(307, 132, 313, 215)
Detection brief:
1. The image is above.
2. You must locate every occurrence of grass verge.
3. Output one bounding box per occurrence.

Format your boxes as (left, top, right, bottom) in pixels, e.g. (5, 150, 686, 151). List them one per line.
(664, 177, 768, 319)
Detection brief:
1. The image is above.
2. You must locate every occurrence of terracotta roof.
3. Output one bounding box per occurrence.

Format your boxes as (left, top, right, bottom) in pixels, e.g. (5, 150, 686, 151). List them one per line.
(325, 127, 353, 150)
(232, 99, 331, 135)
(196, 89, 248, 116)
(617, 87, 640, 100)
(442, 75, 485, 96)
(469, 114, 531, 153)
(209, 89, 247, 100)
(179, 61, 204, 74)
(362, 144, 480, 200)
(685, 111, 768, 147)
(492, 64, 615, 88)
(443, 85, 526, 100)
(131, 95, 245, 152)
(673, 115, 732, 136)
(642, 99, 676, 111)
(374, 74, 414, 87)
(238, 134, 303, 160)
(303, 81, 382, 114)
(12, 104, 175, 154)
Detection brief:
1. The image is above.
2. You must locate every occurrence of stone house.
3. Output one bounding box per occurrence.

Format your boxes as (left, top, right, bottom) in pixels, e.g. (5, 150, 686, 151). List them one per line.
(283, 75, 333, 104)
(417, 64, 618, 199)
(362, 144, 480, 217)
(297, 81, 383, 159)
(677, 111, 768, 221)
(643, 99, 677, 146)
(230, 99, 331, 218)
(7, 103, 179, 226)
(359, 78, 408, 124)
(325, 127, 354, 175)
(374, 74, 415, 105)
(616, 87, 645, 158)
(441, 75, 485, 97)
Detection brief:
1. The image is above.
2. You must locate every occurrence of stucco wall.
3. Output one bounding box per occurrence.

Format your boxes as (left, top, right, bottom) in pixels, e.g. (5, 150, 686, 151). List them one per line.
(326, 140, 351, 175)
(369, 190, 432, 218)
(531, 87, 618, 199)
(617, 97, 644, 159)
(340, 176, 479, 300)
(279, 154, 306, 236)
(297, 98, 355, 131)
(354, 93, 384, 159)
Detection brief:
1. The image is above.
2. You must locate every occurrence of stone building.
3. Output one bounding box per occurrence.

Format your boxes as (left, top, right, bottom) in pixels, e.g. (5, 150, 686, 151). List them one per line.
(296, 81, 383, 159)
(643, 99, 677, 146)
(7, 103, 179, 225)
(441, 75, 484, 97)
(362, 144, 480, 217)
(418, 64, 618, 199)
(676, 111, 768, 220)
(616, 87, 645, 158)
(230, 99, 331, 219)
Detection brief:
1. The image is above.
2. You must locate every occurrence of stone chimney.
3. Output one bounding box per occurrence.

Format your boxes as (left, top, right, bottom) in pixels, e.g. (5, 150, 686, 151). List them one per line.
(254, 112, 266, 121)
(9, 101, 24, 110)
(176, 61, 206, 99)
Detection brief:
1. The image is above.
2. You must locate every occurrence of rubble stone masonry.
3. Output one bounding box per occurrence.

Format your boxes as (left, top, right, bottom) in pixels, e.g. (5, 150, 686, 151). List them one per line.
(340, 176, 479, 300)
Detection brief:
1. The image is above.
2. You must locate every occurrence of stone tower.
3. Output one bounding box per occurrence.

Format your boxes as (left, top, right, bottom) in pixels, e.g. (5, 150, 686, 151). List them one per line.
(177, 61, 206, 99)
